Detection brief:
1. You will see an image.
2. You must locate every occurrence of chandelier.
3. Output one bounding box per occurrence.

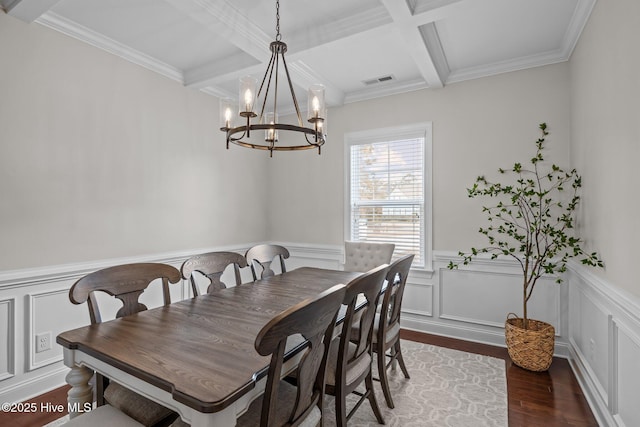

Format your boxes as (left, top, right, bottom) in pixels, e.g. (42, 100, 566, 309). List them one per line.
(219, 0, 327, 157)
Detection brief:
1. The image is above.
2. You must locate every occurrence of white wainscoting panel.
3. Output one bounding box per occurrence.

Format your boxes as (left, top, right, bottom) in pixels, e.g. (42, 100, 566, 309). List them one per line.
(568, 263, 640, 427)
(423, 253, 569, 351)
(3, 242, 639, 427)
(0, 243, 254, 403)
(0, 297, 15, 380)
(402, 281, 433, 317)
(570, 281, 610, 400)
(439, 268, 559, 330)
(612, 318, 640, 427)
(28, 288, 88, 370)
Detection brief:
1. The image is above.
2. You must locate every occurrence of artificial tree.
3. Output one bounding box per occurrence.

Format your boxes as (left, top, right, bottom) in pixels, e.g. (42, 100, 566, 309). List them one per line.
(449, 123, 603, 329)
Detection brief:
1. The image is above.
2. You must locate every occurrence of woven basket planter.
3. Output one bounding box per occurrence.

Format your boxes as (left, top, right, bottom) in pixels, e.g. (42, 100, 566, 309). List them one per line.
(505, 314, 555, 372)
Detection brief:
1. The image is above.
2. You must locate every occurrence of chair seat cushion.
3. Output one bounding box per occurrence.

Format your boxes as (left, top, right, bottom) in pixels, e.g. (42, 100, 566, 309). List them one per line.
(104, 382, 176, 426)
(325, 340, 372, 387)
(236, 380, 320, 427)
(372, 314, 401, 345)
(352, 313, 401, 346)
(62, 404, 145, 426)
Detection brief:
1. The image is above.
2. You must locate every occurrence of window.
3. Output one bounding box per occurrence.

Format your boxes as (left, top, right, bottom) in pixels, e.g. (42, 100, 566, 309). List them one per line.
(345, 123, 432, 269)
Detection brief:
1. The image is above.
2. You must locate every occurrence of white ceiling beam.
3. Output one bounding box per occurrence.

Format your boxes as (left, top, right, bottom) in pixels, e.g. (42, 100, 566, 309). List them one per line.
(409, 0, 468, 23)
(169, 0, 347, 104)
(176, 0, 379, 106)
(164, 0, 271, 62)
(379, 0, 462, 89)
(2, 0, 62, 22)
(284, 6, 392, 55)
(419, 22, 450, 86)
(183, 52, 261, 90)
(36, 12, 184, 83)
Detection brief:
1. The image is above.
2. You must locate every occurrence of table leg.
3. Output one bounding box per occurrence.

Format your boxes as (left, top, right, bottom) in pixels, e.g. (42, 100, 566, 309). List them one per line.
(66, 365, 93, 419)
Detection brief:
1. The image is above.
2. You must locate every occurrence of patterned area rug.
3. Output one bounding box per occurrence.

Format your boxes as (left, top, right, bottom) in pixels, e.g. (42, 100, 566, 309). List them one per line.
(323, 340, 508, 427)
(44, 341, 507, 427)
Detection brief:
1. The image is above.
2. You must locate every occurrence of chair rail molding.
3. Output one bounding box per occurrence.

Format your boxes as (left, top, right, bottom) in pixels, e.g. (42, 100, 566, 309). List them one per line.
(2, 242, 638, 427)
(0, 242, 259, 404)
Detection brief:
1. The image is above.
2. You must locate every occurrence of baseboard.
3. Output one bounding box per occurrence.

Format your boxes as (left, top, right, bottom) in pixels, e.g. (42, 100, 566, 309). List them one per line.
(569, 342, 616, 427)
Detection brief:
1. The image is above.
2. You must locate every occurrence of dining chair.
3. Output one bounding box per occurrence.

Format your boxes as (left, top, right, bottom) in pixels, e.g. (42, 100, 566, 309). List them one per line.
(325, 264, 389, 427)
(68, 262, 182, 427)
(343, 241, 395, 273)
(171, 284, 347, 427)
(371, 254, 414, 408)
(245, 244, 290, 280)
(180, 251, 248, 296)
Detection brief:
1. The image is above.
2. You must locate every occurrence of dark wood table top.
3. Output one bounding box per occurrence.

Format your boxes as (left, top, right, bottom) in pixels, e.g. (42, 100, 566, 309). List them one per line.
(57, 267, 361, 413)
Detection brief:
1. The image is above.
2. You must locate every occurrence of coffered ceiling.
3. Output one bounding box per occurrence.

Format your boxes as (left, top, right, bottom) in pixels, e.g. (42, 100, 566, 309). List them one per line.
(3, 0, 596, 110)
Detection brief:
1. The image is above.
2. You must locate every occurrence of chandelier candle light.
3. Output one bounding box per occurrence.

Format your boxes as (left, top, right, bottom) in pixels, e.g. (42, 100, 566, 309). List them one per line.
(219, 0, 327, 157)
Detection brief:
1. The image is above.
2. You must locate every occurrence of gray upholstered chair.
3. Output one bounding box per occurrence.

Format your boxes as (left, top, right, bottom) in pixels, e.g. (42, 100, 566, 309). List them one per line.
(68, 263, 181, 427)
(343, 241, 395, 272)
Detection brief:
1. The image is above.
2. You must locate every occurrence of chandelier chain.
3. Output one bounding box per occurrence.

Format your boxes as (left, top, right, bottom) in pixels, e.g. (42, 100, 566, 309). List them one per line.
(275, 0, 281, 41)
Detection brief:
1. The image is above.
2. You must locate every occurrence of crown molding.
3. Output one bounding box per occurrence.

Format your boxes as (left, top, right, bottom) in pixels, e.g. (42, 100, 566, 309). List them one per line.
(35, 12, 184, 83)
(561, 0, 597, 59)
(344, 78, 428, 105)
(446, 0, 596, 85)
(446, 48, 570, 85)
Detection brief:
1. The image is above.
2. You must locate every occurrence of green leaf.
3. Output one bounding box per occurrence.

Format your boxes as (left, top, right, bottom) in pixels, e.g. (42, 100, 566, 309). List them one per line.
(456, 122, 602, 313)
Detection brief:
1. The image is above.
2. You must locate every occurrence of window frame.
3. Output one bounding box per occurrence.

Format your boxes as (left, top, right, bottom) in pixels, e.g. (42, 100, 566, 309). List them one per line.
(344, 122, 433, 271)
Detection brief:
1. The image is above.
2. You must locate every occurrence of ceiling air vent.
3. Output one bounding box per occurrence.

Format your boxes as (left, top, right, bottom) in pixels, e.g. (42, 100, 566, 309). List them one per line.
(362, 75, 395, 86)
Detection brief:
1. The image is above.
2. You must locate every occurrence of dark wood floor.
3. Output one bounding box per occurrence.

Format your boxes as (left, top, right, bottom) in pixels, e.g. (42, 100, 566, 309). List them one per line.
(1, 330, 598, 427)
(402, 330, 598, 427)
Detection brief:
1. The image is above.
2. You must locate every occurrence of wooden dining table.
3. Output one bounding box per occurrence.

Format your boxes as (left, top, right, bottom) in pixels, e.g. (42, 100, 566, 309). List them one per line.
(56, 267, 361, 427)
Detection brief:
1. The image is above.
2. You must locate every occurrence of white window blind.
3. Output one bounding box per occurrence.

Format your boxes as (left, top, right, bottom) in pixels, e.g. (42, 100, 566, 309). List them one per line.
(349, 136, 425, 267)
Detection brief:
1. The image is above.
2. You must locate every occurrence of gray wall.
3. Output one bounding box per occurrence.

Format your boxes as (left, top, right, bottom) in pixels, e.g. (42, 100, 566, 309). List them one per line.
(268, 63, 572, 255)
(570, 0, 640, 299)
(0, 13, 269, 270)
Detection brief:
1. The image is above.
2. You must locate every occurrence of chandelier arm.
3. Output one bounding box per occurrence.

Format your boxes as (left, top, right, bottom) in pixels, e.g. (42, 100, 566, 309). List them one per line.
(226, 127, 247, 149)
(256, 52, 276, 117)
(227, 128, 248, 143)
(303, 131, 325, 146)
(280, 52, 304, 126)
(273, 50, 279, 119)
(258, 52, 278, 121)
